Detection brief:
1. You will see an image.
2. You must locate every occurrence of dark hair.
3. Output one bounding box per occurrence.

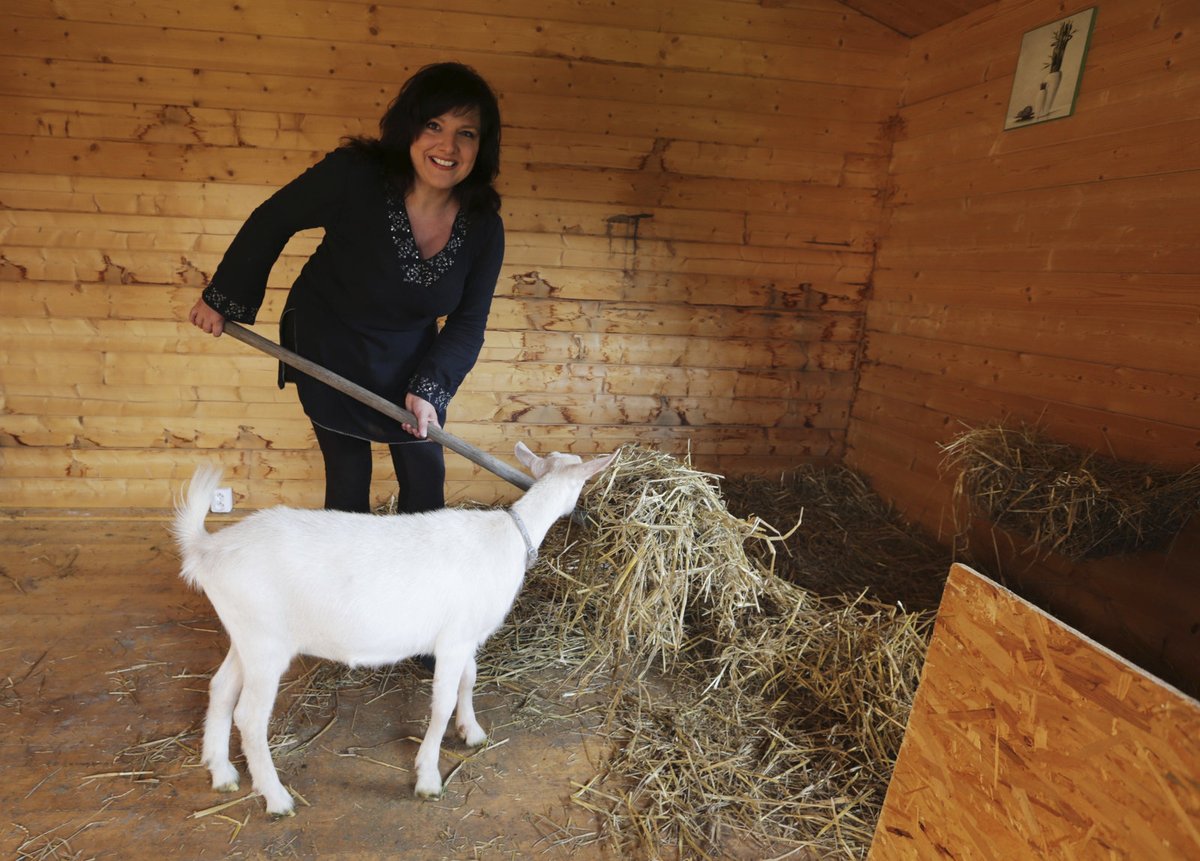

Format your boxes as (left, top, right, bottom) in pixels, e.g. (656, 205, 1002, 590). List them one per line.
(345, 62, 501, 216)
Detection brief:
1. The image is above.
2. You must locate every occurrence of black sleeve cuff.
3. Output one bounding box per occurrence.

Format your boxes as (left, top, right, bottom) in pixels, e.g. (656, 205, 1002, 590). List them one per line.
(202, 284, 260, 324)
(408, 375, 451, 412)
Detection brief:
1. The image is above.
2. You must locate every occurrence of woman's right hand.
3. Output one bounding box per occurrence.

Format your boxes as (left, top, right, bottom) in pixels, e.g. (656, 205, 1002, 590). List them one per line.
(189, 298, 226, 336)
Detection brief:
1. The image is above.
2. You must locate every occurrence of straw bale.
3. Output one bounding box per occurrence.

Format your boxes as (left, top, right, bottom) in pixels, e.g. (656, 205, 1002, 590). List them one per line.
(480, 446, 945, 859)
(942, 424, 1200, 560)
(575, 575, 932, 859)
(552, 446, 772, 674)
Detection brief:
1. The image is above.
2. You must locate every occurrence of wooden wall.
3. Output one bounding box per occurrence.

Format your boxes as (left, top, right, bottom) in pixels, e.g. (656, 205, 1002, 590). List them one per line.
(0, 0, 906, 510)
(846, 0, 1200, 692)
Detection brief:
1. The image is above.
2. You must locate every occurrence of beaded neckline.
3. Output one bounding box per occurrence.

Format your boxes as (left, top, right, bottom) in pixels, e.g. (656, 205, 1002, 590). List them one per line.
(385, 188, 467, 286)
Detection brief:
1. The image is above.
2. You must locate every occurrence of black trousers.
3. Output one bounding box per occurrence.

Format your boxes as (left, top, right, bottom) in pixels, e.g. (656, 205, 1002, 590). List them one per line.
(312, 423, 445, 514)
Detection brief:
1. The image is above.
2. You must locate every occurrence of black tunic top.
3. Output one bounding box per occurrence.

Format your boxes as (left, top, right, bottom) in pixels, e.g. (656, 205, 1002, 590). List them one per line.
(202, 147, 505, 443)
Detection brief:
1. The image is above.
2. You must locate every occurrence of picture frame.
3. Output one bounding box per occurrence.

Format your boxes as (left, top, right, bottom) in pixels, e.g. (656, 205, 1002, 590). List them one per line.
(1004, 7, 1098, 130)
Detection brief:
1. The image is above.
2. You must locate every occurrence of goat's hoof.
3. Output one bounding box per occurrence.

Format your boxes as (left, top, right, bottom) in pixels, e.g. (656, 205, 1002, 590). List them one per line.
(414, 779, 443, 800)
(460, 727, 488, 748)
(207, 761, 240, 792)
(268, 808, 296, 821)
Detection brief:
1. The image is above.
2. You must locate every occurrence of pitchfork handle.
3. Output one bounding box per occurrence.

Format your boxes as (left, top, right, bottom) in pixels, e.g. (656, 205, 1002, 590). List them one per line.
(220, 321, 534, 493)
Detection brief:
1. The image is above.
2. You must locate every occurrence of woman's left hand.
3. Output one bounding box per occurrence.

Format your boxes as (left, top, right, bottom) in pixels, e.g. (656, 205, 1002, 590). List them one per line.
(403, 393, 440, 439)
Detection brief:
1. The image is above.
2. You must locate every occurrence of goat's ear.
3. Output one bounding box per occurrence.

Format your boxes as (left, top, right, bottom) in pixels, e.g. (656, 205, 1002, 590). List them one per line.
(514, 441, 539, 472)
(582, 452, 616, 479)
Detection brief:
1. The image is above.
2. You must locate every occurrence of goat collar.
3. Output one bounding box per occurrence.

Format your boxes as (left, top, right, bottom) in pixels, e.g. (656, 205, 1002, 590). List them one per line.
(505, 508, 537, 571)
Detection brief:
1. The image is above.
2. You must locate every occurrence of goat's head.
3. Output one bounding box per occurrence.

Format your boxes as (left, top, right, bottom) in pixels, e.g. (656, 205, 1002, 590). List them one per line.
(515, 442, 615, 483)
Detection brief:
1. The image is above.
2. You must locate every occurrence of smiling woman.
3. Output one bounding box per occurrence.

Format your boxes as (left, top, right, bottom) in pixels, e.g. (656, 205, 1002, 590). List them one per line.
(407, 109, 482, 259)
(411, 111, 481, 196)
(187, 63, 505, 517)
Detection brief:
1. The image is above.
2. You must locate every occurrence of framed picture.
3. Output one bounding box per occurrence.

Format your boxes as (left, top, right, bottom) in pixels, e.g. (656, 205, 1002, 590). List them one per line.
(1004, 7, 1098, 130)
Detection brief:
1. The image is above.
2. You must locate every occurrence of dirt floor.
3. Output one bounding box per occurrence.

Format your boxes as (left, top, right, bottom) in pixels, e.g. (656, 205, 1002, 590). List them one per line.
(1, 514, 620, 860)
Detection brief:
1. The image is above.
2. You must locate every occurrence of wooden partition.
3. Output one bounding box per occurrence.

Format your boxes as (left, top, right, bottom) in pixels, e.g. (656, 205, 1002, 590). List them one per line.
(0, 0, 906, 510)
(870, 563, 1200, 860)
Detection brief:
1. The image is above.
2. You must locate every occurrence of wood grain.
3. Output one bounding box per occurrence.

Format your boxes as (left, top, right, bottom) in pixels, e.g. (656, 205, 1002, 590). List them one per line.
(870, 563, 1200, 860)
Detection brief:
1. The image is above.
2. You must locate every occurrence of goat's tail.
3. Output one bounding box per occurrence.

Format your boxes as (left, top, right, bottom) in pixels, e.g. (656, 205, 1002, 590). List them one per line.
(173, 464, 222, 589)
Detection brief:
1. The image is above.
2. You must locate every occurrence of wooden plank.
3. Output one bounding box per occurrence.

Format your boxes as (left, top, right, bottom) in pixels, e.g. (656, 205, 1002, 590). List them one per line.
(0, 426, 835, 487)
(4, 15, 903, 121)
(866, 299, 1200, 374)
(0, 388, 850, 443)
(0, 434, 844, 511)
(9, 0, 904, 53)
(0, 424, 820, 484)
(869, 563, 1200, 860)
(332, 0, 909, 53)
(511, 240, 873, 283)
(0, 202, 873, 256)
(842, 418, 952, 531)
(0, 93, 367, 154)
(0, 98, 886, 195)
(662, 140, 890, 185)
(0, 163, 286, 219)
(3, 364, 854, 409)
(889, 120, 1200, 207)
(8, 0, 906, 87)
(871, 269, 1199, 325)
(882, 172, 1200, 255)
(864, 331, 1200, 429)
(0, 268, 867, 320)
(0, 326, 851, 378)
(0, 57, 892, 153)
(0, 298, 863, 345)
(0, 116, 670, 193)
(0, 190, 878, 267)
(0, 226, 874, 285)
(0, 390, 851, 445)
(853, 364, 1200, 466)
(0, 195, 883, 262)
(501, 165, 883, 221)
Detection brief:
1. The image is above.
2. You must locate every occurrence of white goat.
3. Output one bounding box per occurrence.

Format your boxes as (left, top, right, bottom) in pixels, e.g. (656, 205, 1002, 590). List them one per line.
(173, 442, 613, 817)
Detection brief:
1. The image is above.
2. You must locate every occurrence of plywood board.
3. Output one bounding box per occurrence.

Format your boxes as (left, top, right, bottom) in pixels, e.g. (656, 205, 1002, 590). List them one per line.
(869, 563, 1200, 860)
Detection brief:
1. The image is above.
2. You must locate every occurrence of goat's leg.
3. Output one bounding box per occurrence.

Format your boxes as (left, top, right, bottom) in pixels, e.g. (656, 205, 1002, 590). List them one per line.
(414, 647, 470, 798)
(202, 644, 244, 792)
(454, 654, 487, 747)
(232, 653, 293, 817)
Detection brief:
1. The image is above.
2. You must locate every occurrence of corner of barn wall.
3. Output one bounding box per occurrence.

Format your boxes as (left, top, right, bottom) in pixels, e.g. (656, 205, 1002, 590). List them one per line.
(846, 0, 1200, 693)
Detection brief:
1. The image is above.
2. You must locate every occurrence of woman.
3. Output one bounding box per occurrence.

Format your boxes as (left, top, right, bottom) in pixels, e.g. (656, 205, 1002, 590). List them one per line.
(189, 63, 504, 514)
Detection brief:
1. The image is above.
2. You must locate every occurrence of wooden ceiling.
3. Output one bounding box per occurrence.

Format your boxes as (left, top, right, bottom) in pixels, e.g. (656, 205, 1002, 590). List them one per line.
(839, 0, 997, 37)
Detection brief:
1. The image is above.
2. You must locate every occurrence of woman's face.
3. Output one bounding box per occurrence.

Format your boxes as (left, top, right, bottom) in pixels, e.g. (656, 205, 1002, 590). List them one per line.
(409, 107, 481, 195)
